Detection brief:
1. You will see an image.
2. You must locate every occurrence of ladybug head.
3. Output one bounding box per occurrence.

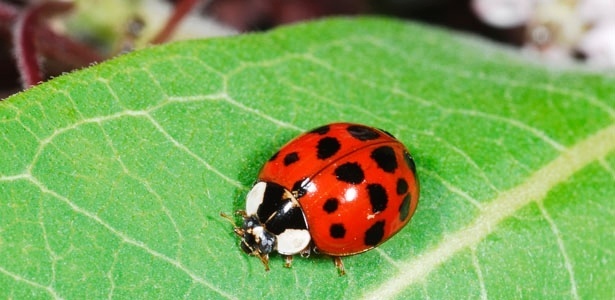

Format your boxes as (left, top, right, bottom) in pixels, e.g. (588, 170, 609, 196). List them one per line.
(220, 212, 276, 271)
(240, 215, 276, 254)
(221, 181, 311, 271)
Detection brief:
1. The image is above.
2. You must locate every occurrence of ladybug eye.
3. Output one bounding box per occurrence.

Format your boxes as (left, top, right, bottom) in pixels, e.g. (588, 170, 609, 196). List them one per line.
(242, 215, 260, 228)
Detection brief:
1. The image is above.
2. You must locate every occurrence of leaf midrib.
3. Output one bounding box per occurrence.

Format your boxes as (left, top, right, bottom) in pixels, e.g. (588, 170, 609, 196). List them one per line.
(363, 124, 615, 300)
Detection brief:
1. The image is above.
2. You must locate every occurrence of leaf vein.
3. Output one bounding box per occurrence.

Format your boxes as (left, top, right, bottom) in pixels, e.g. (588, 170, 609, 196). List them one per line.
(537, 201, 579, 300)
(471, 246, 487, 300)
(23, 174, 238, 300)
(365, 35, 615, 121)
(0, 266, 62, 299)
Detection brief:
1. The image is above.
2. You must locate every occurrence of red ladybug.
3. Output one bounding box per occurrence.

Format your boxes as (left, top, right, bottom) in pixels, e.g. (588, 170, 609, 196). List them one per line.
(223, 123, 419, 274)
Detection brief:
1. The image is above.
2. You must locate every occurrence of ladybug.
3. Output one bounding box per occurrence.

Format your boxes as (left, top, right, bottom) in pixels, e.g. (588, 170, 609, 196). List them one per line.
(223, 123, 419, 274)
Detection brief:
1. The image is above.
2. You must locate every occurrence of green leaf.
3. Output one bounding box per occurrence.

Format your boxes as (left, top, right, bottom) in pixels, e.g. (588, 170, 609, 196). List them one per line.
(1, 17, 614, 299)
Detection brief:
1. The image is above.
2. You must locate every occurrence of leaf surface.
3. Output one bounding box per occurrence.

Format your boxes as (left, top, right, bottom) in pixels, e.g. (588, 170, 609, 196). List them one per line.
(1, 17, 614, 299)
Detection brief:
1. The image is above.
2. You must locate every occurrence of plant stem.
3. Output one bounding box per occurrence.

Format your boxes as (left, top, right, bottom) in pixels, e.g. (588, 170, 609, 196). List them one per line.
(13, 1, 74, 88)
(150, 0, 200, 44)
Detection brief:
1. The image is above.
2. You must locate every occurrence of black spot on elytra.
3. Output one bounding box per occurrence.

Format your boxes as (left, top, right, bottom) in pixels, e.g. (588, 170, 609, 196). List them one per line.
(404, 151, 417, 175)
(310, 125, 330, 135)
(347, 125, 380, 141)
(396, 178, 408, 196)
(399, 193, 411, 221)
(330, 224, 346, 239)
(317, 137, 341, 159)
(334, 162, 364, 184)
(283, 152, 299, 166)
(367, 184, 388, 213)
(268, 151, 279, 162)
(364, 221, 385, 246)
(323, 198, 339, 214)
(292, 178, 309, 198)
(371, 146, 398, 173)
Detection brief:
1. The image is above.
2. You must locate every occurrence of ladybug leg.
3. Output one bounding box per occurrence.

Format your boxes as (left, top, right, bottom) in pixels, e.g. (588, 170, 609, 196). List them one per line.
(283, 255, 293, 268)
(299, 246, 311, 258)
(333, 256, 346, 276)
(256, 253, 270, 271)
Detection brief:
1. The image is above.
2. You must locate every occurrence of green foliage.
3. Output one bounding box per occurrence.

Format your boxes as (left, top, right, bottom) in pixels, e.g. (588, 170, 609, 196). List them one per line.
(1, 17, 613, 299)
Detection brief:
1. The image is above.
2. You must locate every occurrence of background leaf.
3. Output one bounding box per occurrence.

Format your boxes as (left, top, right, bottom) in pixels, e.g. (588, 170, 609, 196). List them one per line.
(1, 17, 614, 299)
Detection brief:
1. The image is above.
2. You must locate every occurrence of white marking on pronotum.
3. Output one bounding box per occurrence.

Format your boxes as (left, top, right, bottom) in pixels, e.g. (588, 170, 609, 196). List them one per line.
(246, 181, 267, 215)
(277, 229, 311, 255)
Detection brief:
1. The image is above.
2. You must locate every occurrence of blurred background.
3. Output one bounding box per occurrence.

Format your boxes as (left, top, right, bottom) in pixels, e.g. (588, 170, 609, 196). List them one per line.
(1, 0, 613, 97)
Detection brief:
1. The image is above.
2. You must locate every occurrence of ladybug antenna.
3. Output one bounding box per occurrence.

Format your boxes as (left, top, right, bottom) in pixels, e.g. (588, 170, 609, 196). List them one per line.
(219, 212, 237, 226)
(219, 212, 244, 236)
